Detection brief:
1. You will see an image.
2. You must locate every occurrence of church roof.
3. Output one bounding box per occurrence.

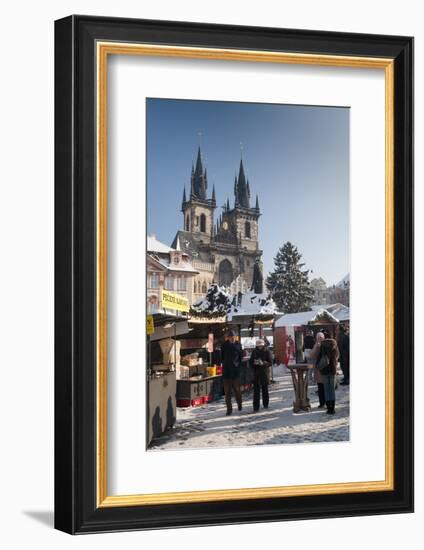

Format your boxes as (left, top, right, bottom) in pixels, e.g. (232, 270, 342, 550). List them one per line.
(171, 230, 214, 263)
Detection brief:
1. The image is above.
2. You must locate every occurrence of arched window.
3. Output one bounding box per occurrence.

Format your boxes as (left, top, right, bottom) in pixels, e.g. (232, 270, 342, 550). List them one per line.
(200, 213, 206, 233)
(202, 281, 207, 294)
(185, 215, 190, 231)
(219, 259, 233, 287)
(245, 221, 251, 239)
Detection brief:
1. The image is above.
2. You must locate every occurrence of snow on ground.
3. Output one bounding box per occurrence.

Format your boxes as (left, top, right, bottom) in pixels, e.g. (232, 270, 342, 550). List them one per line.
(149, 365, 350, 450)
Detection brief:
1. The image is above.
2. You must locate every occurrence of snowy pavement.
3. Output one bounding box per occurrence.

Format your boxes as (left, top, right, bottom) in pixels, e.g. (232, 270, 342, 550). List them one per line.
(148, 365, 350, 450)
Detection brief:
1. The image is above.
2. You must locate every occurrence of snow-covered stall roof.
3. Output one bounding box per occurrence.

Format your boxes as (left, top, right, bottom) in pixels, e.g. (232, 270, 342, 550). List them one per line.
(228, 291, 277, 320)
(191, 284, 232, 316)
(275, 308, 339, 327)
(190, 285, 279, 322)
(326, 303, 350, 322)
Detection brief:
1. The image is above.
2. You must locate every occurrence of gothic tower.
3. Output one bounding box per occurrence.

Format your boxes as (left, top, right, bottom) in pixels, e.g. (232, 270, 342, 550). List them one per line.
(214, 157, 262, 289)
(226, 158, 261, 252)
(181, 147, 216, 241)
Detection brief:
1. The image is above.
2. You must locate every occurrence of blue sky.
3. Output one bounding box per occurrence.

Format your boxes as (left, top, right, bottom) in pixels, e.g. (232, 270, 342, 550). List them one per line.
(146, 98, 349, 286)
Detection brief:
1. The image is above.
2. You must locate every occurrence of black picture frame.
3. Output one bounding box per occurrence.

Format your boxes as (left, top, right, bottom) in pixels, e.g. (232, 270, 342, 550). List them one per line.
(55, 15, 414, 534)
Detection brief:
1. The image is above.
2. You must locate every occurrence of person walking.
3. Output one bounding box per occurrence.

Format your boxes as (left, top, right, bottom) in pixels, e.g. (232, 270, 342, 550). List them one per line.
(287, 335, 295, 363)
(310, 332, 326, 408)
(316, 333, 340, 415)
(250, 339, 272, 412)
(221, 330, 243, 416)
(304, 329, 315, 382)
(337, 325, 350, 385)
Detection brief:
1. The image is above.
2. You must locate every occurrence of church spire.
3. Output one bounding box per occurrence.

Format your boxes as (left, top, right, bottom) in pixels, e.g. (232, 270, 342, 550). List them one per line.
(191, 147, 207, 200)
(235, 158, 250, 208)
(195, 146, 203, 174)
(182, 187, 187, 208)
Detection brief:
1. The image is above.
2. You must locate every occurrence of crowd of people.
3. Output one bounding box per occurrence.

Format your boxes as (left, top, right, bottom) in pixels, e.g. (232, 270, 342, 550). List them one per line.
(220, 326, 349, 417)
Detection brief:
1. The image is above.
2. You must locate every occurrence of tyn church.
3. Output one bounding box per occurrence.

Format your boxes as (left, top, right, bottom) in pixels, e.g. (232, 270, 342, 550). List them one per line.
(172, 147, 263, 302)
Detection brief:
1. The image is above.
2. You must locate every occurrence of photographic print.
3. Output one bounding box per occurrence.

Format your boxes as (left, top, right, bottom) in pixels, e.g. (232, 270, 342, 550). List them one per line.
(146, 98, 350, 450)
(55, 17, 413, 532)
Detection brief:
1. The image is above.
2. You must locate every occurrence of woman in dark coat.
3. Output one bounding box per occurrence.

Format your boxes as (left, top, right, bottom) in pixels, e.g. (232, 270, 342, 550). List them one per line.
(316, 335, 340, 415)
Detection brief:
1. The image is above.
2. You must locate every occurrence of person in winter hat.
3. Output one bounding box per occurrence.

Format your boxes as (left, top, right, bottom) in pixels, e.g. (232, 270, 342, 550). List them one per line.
(250, 339, 273, 412)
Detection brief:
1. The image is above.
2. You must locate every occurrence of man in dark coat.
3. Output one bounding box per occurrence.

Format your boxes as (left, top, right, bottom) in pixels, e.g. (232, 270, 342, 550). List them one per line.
(317, 335, 340, 415)
(221, 330, 243, 415)
(250, 339, 272, 412)
(337, 325, 350, 385)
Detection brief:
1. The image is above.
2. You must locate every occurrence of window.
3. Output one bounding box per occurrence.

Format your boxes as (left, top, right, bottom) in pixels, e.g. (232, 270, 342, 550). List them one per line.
(202, 281, 207, 293)
(185, 215, 190, 231)
(193, 280, 197, 293)
(200, 213, 206, 232)
(177, 276, 187, 291)
(149, 273, 159, 289)
(195, 216, 199, 226)
(164, 275, 174, 290)
(245, 221, 251, 238)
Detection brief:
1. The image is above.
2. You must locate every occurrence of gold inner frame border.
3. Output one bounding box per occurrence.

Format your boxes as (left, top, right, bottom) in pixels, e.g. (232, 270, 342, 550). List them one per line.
(96, 42, 395, 508)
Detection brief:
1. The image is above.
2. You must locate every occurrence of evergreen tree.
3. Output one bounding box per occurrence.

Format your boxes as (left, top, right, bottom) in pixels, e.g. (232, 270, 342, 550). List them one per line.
(266, 242, 313, 313)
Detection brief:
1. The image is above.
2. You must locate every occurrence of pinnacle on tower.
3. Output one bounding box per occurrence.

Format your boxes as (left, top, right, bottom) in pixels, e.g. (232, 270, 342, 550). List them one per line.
(195, 146, 203, 174)
(255, 194, 260, 211)
(212, 184, 216, 203)
(182, 187, 187, 207)
(235, 158, 250, 208)
(238, 159, 247, 189)
(191, 146, 207, 200)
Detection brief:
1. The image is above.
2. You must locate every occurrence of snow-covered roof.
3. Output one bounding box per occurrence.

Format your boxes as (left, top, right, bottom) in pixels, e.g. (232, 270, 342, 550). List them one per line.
(191, 286, 278, 320)
(326, 303, 350, 321)
(275, 308, 339, 327)
(151, 256, 198, 274)
(147, 235, 198, 273)
(228, 291, 277, 319)
(336, 273, 350, 288)
(191, 284, 232, 315)
(147, 234, 173, 254)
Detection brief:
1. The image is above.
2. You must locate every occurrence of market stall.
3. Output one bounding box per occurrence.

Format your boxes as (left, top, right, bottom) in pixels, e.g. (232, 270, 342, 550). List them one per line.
(146, 287, 193, 445)
(176, 315, 227, 407)
(227, 290, 280, 384)
(273, 306, 342, 365)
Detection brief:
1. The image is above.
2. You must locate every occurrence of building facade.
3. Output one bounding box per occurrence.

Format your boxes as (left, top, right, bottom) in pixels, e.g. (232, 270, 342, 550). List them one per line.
(147, 235, 198, 313)
(310, 275, 350, 307)
(172, 147, 263, 303)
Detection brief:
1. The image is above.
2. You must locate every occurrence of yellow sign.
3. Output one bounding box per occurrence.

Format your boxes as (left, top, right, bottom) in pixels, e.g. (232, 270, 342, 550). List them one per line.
(160, 289, 189, 313)
(146, 315, 155, 335)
